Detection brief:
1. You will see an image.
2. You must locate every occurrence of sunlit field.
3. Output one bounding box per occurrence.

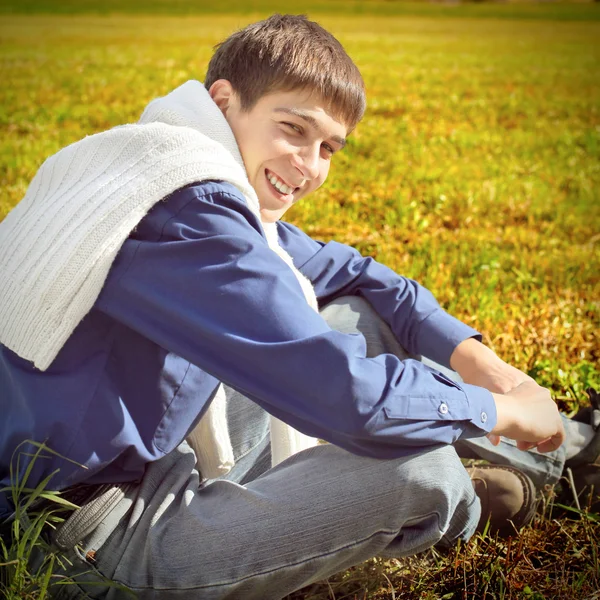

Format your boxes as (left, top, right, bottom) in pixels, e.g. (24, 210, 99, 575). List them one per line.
(1, 1, 599, 597)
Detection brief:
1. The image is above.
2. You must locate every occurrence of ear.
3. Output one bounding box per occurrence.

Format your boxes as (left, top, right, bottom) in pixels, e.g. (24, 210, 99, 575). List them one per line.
(208, 79, 236, 117)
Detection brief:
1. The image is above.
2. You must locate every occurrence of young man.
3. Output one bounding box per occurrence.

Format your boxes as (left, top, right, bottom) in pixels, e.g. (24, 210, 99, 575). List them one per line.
(0, 14, 598, 600)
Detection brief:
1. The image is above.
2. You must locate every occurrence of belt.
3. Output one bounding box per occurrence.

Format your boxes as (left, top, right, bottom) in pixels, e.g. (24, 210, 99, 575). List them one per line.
(0, 481, 137, 551)
(53, 482, 137, 550)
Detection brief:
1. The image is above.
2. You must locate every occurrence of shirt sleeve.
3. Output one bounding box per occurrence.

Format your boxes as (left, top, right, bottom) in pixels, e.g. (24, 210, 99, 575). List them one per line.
(97, 182, 497, 459)
(277, 220, 481, 369)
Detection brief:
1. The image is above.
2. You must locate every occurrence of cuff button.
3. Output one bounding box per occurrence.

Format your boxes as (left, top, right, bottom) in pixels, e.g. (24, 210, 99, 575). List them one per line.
(438, 403, 449, 415)
(481, 411, 488, 423)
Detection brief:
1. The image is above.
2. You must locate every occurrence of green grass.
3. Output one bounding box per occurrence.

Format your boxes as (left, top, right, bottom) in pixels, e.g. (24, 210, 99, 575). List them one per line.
(0, 442, 81, 599)
(0, 0, 599, 21)
(1, 3, 599, 598)
(0, 0, 600, 21)
(0, 441, 133, 599)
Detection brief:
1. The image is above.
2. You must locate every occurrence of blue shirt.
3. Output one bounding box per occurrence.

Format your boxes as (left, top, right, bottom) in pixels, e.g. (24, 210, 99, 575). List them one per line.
(0, 181, 496, 519)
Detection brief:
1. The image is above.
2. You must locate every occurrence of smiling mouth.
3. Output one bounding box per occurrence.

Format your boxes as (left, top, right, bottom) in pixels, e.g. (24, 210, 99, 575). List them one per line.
(265, 169, 297, 202)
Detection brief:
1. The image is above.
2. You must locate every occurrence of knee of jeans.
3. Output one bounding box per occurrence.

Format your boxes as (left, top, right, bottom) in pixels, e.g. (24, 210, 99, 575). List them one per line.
(320, 295, 383, 336)
(388, 445, 476, 529)
(321, 295, 375, 319)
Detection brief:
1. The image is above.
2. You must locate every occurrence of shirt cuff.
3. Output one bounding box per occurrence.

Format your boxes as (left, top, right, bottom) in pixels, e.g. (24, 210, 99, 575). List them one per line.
(460, 382, 497, 434)
(416, 310, 482, 368)
(382, 366, 496, 436)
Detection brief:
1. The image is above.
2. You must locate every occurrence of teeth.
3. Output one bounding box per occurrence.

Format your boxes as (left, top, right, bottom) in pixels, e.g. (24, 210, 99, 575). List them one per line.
(267, 172, 293, 195)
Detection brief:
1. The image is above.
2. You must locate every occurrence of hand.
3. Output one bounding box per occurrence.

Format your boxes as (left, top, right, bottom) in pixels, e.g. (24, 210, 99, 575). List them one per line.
(490, 380, 565, 453)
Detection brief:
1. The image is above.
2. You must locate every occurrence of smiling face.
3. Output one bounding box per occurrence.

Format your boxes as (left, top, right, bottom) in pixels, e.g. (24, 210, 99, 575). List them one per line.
(209, 80, 348, 223)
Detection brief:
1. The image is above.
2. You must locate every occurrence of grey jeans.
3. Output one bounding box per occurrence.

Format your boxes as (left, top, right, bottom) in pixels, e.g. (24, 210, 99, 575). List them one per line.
(50, 297, 566, 600)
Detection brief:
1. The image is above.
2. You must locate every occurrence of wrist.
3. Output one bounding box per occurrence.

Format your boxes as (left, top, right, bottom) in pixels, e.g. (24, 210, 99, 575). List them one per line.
(491, 392, 522, 438)
(492, 392, 513, 435)
(491, 392, 507, 435)
(450, 337, 499, 378)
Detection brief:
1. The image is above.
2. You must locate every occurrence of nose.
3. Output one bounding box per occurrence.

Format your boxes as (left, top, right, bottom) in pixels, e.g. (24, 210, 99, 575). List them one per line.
(294, 143, 321, 182)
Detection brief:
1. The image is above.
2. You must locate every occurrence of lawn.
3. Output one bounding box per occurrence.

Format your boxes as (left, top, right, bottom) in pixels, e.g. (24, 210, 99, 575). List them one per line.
(1, 1, 599, 597)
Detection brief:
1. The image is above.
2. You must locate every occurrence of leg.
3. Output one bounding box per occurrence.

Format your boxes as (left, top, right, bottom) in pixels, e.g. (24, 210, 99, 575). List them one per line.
(218, 385, 271, 485)
(53, 441, 478, 600)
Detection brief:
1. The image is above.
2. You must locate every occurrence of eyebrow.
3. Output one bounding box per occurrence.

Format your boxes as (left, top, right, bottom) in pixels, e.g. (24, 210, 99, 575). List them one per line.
(274, 107, 346, 149)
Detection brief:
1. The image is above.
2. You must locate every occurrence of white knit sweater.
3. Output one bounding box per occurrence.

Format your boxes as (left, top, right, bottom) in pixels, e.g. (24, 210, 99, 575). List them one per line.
(0, 80, 318, 478)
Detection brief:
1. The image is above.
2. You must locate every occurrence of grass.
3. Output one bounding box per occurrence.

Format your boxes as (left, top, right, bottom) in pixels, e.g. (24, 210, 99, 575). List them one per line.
(286, 507, 600, 599)
(0, 441, 81, 599)
(0, 442, 133, 599)
(1, 2, 599, 598)
(1, 0, 600, 21)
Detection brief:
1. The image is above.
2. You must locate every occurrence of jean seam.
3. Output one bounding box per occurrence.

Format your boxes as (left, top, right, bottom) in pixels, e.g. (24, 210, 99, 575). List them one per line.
(115, 514, 443, 592)
(233, 428, 270, 463)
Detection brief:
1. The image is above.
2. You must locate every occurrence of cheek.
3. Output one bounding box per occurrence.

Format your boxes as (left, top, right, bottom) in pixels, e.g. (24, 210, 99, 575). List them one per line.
(253, 134, 289, 171)
(270, 135, 294, 157)
(314, 162, 331, 188)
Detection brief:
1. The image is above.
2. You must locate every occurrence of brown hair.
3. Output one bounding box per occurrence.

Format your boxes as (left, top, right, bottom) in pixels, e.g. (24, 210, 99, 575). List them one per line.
(205, 14, 366, 132)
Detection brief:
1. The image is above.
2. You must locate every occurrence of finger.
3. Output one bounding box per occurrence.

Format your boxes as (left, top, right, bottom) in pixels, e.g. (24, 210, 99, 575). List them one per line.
(516, 440, 538, 451)
(487, 434, 501, 446)
(537, 432, 565, 453)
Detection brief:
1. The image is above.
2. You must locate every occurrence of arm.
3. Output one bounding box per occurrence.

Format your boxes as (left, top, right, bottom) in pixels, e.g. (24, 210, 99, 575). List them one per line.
(279, 221, 565, 454)
(97, 182, 497, 459)
(277, 221, 480, 369)
(450, 337, 533, 394)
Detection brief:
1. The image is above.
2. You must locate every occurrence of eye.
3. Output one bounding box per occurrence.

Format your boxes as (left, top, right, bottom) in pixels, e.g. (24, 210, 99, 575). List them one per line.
(282, 122, 303, 134)
(321, 143, 335, 157)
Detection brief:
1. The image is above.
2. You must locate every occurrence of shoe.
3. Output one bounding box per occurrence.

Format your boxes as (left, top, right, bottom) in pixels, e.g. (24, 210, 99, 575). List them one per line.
(467, 464, 537, 538)
(562, 387, 600, 513)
